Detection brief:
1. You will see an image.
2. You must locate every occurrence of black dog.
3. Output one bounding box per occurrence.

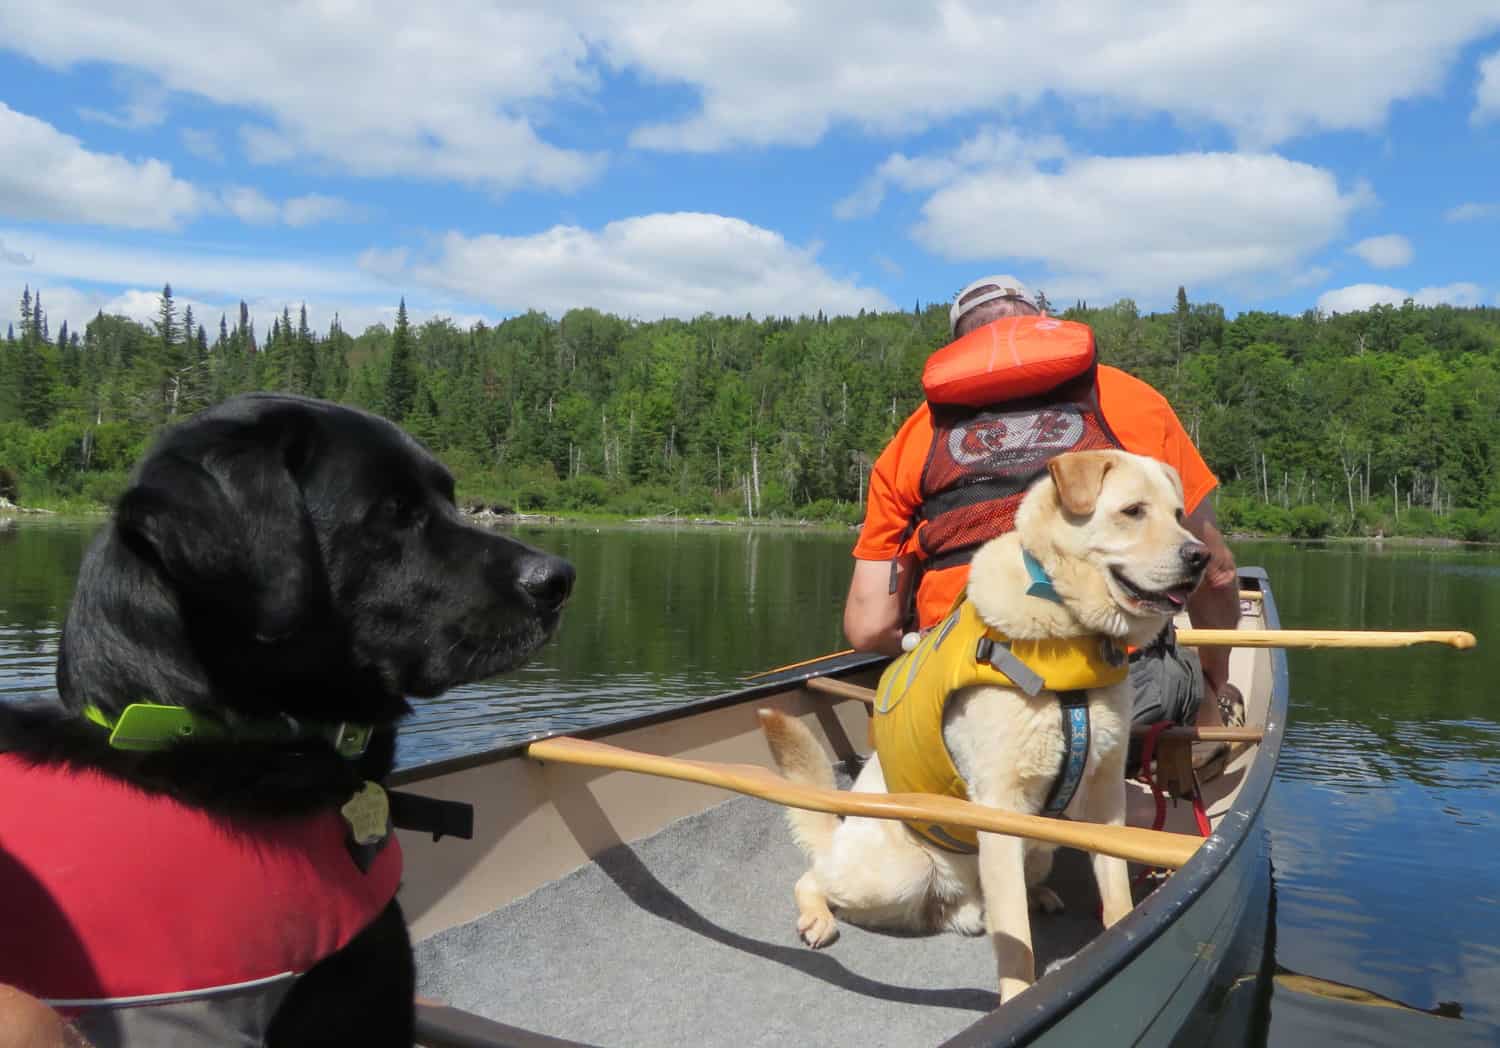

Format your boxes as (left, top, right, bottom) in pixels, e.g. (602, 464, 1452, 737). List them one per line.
(0, 393, 573, 1046)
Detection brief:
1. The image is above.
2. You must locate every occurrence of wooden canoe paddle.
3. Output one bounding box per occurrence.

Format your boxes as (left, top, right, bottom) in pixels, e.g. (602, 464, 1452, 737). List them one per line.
(1175, 628, 1475, 649)
(526, 734, 1204, 869)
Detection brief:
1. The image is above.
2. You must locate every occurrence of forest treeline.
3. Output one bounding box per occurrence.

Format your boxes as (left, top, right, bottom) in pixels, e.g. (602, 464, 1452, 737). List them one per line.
(2, 284, 1499, 540)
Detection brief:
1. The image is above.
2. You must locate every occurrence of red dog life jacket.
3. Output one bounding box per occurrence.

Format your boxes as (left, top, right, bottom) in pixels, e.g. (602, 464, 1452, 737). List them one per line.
(0, 753, 402, 1039)
(909, 315, 1124, 573)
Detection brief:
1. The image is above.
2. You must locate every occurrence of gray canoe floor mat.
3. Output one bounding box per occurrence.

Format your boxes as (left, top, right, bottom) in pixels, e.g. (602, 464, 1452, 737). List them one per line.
(415, 790, 1114, 1048)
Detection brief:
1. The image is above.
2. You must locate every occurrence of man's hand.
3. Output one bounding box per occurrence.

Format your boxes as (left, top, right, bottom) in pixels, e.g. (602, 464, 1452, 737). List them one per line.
(1184, 501, 1238, 722)
(844, 558, 908, 655)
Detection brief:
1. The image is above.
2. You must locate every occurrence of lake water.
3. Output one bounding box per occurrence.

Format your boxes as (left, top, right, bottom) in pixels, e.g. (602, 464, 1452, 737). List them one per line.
(2, 517, 1496, 1044)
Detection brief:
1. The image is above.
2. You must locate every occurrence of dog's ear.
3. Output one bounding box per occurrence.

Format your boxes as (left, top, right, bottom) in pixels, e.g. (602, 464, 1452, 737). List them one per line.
(1047, 451, 1114, 516)
(1158, 459, 1186, 507)
(115, 420, 321, 642)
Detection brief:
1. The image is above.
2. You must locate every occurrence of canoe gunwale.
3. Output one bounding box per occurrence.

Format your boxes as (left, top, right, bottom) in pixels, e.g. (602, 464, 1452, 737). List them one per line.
(389, 649, 887, 787)
(941, 566, 1288, 1046)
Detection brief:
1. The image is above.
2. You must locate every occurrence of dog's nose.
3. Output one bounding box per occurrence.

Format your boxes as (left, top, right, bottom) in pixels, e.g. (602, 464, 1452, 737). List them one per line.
(1180, 542, 1210, 574)
(518, 553, 575, 613)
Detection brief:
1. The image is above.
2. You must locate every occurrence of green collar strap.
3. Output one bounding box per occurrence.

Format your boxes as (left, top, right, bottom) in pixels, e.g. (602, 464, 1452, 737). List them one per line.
(82, 702, 373, 759)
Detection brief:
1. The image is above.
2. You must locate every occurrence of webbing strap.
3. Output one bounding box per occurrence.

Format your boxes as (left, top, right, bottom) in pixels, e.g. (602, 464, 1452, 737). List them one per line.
(974, 636, 1045, 697)
(1042, 690, 1090, 816)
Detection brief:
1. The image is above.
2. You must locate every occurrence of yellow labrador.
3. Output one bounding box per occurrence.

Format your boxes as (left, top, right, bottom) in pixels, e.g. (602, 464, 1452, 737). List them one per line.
(760, 449, 1208, 1002)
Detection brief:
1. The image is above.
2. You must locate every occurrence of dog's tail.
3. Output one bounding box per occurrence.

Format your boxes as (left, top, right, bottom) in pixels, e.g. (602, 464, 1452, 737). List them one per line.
(757, 708, 839, 859)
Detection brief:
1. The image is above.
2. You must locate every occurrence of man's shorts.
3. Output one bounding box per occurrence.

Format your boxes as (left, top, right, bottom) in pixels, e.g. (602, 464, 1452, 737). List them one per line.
(1125, 626, 1204, 776)
(1129, 639, 1204, 729)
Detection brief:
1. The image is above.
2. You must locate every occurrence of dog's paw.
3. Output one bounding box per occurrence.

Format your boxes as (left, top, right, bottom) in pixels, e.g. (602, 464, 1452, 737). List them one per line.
(1029, 885, 1065, 914)
(797, 912, 840, 949)
(945, 899, 987, 936)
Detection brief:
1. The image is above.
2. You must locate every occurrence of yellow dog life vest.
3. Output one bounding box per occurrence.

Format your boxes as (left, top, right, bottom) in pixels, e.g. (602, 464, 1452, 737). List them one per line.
(871, 599, 1128, 852)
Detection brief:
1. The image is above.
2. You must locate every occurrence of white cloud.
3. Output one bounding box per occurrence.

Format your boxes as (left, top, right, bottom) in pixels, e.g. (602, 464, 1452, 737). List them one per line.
(0, 2, 605, 193)
(910, 151, 1368, 303)
(357, 247, 410, 281)
(608, 3, 1500, 151)
(1414, 282, 1485, 307)
(0, 102, 206, 230)
(282, 194, 360, 228)
(0, 226, 380, 301)
(179, 128, 223, 163)
(220, 187, 360, 227)
(1444, 201, 1500, 222)
(221, 186, 280, 225)
(0, 237, 34, 265)
(391, 212, 892, 320)
(1475, 48, 1500, 122)
(2, 3, 1495, 186)
(1349, 234, 1413, 269)
(1316, 283, 1409, 313)
(76, 76, 168, 130)
(1317, 281, 1486, 313)
(0, 104, 350, 234)
(836, 127, 1069, 219)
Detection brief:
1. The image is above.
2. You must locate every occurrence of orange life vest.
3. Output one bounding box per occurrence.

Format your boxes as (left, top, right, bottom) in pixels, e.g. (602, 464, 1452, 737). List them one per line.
(903, 316, 1124, 581)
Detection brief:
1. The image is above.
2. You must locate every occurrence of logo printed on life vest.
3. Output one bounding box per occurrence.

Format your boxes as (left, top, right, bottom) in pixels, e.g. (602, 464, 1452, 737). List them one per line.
(947, 407, 1086, 468)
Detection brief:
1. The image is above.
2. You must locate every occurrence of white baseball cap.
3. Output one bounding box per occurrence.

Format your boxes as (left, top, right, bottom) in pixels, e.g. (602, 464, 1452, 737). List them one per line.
(949, 275, 1038, 335)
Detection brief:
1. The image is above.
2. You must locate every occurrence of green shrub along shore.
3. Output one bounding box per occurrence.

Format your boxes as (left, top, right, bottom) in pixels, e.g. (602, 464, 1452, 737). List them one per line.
(3, 285, 1500, 540)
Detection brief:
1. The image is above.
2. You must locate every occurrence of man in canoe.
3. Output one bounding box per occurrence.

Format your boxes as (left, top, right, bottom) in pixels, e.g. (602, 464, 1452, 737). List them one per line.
(843, 275, 1241, 732)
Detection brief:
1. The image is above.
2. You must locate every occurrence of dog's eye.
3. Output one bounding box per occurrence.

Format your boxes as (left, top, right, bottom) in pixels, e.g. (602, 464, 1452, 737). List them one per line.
(378, 493, 424, 526)
(1120, 503, 1145, 519)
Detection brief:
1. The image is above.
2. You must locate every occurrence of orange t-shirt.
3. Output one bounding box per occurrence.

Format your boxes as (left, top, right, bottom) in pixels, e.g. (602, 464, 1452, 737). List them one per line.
(852, 365, 1217, 628)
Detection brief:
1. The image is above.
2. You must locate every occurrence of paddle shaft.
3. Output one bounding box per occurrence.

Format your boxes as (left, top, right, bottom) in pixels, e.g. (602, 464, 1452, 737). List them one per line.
(527, 735, 1203, 869)
(801, 676, 1263, 741)
(1176, 628, 1475, 649)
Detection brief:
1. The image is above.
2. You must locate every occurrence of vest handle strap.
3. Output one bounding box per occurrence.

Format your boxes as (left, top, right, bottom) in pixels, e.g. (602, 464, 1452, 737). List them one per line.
(975, 637, 1045, 697)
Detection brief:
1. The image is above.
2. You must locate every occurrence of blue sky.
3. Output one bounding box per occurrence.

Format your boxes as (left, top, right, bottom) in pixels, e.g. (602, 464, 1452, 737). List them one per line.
(1, 2, 1498, 339)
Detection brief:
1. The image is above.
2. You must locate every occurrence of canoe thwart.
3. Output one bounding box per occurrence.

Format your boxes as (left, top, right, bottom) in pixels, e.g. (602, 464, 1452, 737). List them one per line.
(526, 734, 1204, 869)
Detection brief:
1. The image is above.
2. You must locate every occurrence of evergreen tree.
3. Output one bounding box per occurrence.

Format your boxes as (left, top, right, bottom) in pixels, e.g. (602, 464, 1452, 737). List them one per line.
(156, 284, 178, 350)
(384, 298, 416, 421)
(293, 303, 318, 396)
(18, 286, 33, 344)
(13, 286, 54, 427)
(1175, 285, 1190, 367)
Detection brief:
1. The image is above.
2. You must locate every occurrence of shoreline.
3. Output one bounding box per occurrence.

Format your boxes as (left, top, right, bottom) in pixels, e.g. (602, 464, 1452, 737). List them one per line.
(2, 503, 1490, 547)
